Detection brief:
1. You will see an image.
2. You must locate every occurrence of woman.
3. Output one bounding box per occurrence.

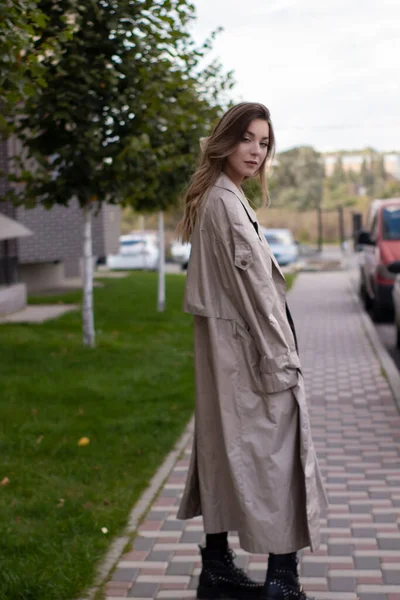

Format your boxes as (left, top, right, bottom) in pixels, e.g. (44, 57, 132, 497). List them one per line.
(176, 103, 327, 600)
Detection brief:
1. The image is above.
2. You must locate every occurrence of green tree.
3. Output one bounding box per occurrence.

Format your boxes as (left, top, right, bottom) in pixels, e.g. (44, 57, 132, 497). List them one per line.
(370, 154, 388, 197)
(379, 178, 400, 199)
(0, 0, 70, 134)
(6, 0, 232, 345)
(271, 146, 325, 210)
(360, 157, 373, 189)
(331, 155, 346, 188)
(271, 146, 325, 249)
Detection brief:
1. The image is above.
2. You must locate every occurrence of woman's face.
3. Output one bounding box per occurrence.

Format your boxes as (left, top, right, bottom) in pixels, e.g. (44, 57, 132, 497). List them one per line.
(224, 118, 270, 185)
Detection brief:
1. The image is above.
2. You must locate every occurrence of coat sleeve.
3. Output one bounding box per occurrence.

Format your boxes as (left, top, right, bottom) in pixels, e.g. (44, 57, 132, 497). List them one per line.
(207, 194, 300, 394)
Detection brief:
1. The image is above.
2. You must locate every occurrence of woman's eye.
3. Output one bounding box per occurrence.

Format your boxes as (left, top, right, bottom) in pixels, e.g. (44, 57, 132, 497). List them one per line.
(242, 137, 251, 142)
(261, 142, 268, 148)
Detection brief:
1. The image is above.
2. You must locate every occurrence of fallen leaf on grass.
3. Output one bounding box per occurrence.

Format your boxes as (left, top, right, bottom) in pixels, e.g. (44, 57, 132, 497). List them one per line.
(1, 477, 10, 486)
(101, 527, 108, 534)
(103, 498, 110, 506)
(77, 408, 85, 416)
(57, 498, 65, 507)
(36, 435, 44, 444)
(83, 502, 93, 510)
(78, 437, 90, 446)
(32, 408, 38, 416)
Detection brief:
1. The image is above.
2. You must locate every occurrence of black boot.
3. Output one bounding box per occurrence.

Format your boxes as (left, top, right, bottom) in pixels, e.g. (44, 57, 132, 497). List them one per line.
(197, 544, 264, 599)
(263, 553, 314, 600)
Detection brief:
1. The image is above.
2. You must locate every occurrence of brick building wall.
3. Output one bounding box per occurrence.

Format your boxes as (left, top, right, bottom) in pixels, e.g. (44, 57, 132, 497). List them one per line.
(16, 200, 112, 264)
(0, 140, 17, 256)
(0, 137, 120, 269)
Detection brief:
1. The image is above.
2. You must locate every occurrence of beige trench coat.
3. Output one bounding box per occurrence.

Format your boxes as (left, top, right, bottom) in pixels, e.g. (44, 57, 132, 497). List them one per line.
(177, 173, 328, 554)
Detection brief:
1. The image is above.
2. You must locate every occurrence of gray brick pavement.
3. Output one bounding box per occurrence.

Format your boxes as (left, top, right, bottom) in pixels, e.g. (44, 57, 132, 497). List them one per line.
(103, 271, 400, 599)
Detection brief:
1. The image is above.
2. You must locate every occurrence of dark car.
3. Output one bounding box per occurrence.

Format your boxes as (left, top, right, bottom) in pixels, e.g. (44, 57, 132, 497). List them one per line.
(358, 198, 400, 321)
(388, 261, 400, 347)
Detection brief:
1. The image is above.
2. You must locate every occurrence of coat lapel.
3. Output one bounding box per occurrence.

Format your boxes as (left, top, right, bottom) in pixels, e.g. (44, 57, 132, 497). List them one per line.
(214, 173, 286, 281)
(215, 173, 257, 222)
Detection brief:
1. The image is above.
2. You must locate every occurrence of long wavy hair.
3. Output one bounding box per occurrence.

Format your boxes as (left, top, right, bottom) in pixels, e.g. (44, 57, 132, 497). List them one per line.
(176, 102, 275, 242)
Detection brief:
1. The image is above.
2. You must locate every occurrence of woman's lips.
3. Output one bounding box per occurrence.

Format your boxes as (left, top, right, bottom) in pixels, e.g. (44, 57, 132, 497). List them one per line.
(245, 161, 258, 167)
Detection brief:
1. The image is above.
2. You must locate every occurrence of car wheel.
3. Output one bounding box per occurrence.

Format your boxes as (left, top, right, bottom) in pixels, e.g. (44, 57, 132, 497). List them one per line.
(360, 277, 372, 310)
(371, 297, 386, 323)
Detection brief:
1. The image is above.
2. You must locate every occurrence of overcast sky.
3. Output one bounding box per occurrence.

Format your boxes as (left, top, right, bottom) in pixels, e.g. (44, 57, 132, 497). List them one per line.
(190, 0, 400, 153)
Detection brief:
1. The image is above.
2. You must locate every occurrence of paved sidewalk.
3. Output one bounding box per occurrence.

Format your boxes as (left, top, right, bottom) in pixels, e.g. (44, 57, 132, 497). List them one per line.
(0, 304, 78, 323)
(103, 270, 400, 600)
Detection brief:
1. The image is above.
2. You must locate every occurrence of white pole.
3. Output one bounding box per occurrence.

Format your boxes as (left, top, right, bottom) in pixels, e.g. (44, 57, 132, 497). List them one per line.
(82, 203, 95, 347)
(157, 210, 165, 312)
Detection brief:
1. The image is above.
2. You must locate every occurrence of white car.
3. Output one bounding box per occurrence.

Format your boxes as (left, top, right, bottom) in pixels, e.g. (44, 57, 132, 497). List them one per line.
(170, 240, 191, 269)
(107, 233, 159, 270)
(261, 228, 298, 266)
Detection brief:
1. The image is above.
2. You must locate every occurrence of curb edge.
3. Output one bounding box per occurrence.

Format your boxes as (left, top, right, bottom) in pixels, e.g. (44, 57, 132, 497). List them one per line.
(347, 274, 400, 414)
(76, 416, 194, 600)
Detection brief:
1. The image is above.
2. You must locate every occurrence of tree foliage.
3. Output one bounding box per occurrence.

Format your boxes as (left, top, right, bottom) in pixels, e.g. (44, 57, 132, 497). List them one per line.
(0, 0, 70, 135)
(5, 0, 233, 213)
(270, 146, 325, 211)
(269, 146, 400, 214)
(325, 150, 400, 204)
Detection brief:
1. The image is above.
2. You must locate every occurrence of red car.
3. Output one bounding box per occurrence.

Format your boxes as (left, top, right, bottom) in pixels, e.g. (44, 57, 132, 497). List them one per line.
(358, 198, 400, 321)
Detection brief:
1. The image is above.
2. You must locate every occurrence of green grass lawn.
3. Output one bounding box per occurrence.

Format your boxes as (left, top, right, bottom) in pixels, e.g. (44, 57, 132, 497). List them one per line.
(0, 273, 195, 600)
(0, 269, 297, 600)
(285, 272, 296, 292)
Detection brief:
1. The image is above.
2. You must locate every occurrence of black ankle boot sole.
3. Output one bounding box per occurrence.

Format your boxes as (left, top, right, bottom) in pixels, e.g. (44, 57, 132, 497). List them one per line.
(263, 582, 313, 600)
(197, 583, 264, 599)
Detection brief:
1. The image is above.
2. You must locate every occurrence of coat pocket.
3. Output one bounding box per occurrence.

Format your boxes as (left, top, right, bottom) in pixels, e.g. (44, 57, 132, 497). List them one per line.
(234, 242, 253, 271)
(260, 351, 300, 394)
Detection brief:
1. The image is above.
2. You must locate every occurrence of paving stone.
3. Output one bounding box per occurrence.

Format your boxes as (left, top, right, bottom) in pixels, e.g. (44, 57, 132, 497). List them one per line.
(166, 562, 196, 576)
(328, 543, 355, 556)
(358, 595, 388, 600)
(302, 562, 329, 577)
(383, 568, 400, 585)
(329, 518, 351, 528)
(146, 551, 175, 562)
(161, 520, 186, 531)
(187, 575, 200, 592)
(127, 582, 159, 597)
(146, 511, 171, 521)
(378, 537, 400, 550)
(102, 271, 400, 600)
(132, 537, 156, 551)
(180, 531, 204, 544)
(160, 489, 181, 498)
(329, 574, 357, 592)
(351, 528, 376, 538)
(112, 568, 140, 582)
(353, 557, 383, 572)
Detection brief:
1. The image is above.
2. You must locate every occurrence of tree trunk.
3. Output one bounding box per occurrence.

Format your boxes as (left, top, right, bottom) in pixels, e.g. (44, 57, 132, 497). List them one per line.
(157, 210, 165, 312)
(317, 201, 323, 253)
(82, 203, 95, 347)
(338, 205, 345, 252)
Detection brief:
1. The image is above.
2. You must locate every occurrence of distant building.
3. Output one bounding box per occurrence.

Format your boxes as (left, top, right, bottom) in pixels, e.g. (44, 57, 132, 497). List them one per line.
(383, 153, 400, 179)
(323, 151, 400, 180)
(323, 152, 373, 176)
(0, 138, 120, 315)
